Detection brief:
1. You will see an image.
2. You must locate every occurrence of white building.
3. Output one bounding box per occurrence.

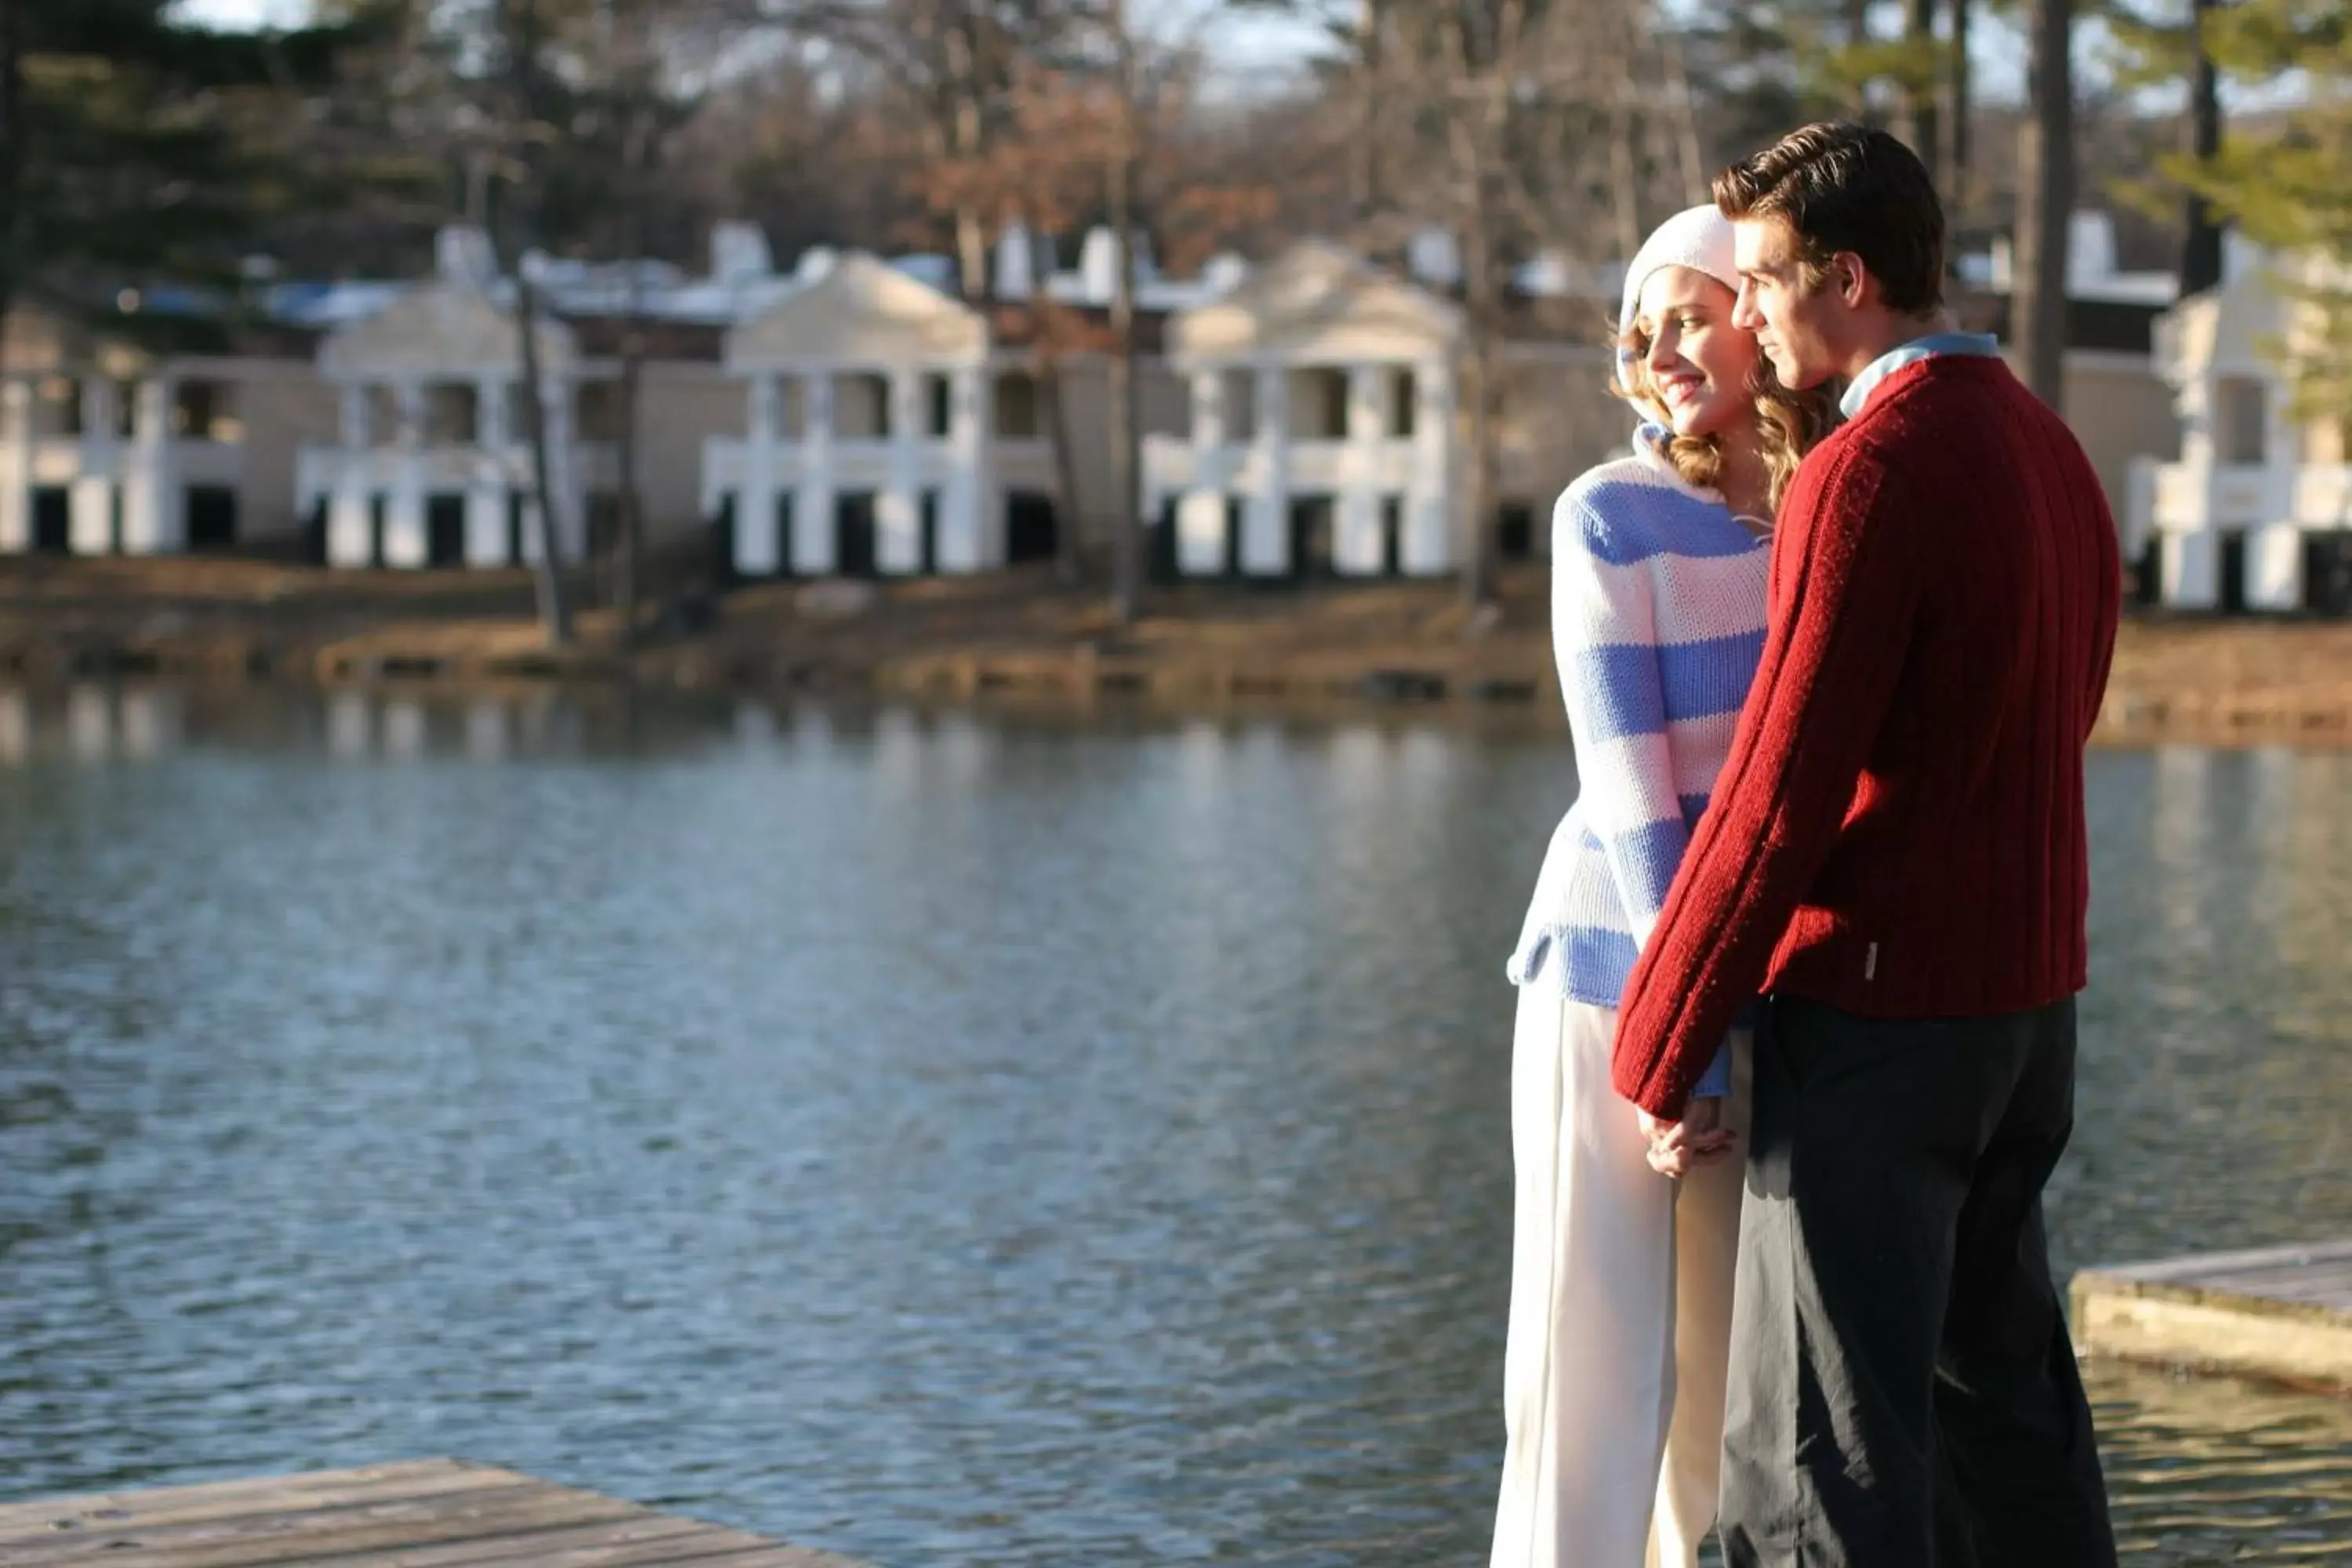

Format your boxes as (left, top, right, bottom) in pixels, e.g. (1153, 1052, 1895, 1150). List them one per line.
(702, 252, 1009, 578)
(0, 314, 256, 557)
(296, 233, 605, 571)
(2130, 246, 2352, 612)
(1142, 244, 1463, 579)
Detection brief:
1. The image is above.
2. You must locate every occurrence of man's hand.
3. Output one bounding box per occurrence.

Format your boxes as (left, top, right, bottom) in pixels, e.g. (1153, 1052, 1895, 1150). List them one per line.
(1638, 1097, 1737, 1178)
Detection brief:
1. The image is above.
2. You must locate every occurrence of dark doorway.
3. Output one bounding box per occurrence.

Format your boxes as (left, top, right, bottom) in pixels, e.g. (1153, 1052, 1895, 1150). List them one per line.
(368, 492, 389, 568)
(1150, 497, 1181, 585)
(302, 497, 328, 564)
(427, 492, 467, 568)
(1498, 499, 1537, 561)
(31, 488, 68, 554)
(713, 493, 738, 584)
(2134, 532, 2163, 608)
(1287, 495, 1335, 582)
(774, 493, 796, 579)
(107, 486, 125, 554)
(506, 492, 527, 567)
(1006, 490, 1059, 565)
(919, 490, 941, 575)
(187, 485, 238, 552)
(835, 491, 877, 578)
(2217, 528, 2248, 614)
(2305, 532, 2352, 617)
(1380, 496, 1405, 578)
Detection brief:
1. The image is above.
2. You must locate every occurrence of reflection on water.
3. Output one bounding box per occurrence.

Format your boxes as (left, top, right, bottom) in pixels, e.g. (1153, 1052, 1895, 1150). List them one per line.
(1, 684, 2348, 1566)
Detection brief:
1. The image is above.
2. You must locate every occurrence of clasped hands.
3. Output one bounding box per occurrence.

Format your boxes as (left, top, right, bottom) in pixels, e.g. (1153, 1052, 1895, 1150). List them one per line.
(1635, 1097, 1737, 1178)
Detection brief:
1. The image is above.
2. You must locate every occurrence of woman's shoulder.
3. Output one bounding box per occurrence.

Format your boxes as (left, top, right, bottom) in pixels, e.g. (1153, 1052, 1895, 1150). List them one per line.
(1553, 452, 1731, 565)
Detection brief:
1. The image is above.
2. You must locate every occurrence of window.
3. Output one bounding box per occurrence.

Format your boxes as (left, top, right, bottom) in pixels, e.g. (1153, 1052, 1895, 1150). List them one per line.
(1142, 367, 1191, 440)
(574, 379, 625, 444)
(996, 372, 1043, 439)
(1389, 369, 1417, 439)
(2215, 376, 2267, 465)
(925, 374, 952, 438)
(1290, 368, 1348, 440)
(1224, 370, 1258, 441)
(836, 373, 890, 439)
(172, 380, 240, 443)
(426, 384, 478, 445)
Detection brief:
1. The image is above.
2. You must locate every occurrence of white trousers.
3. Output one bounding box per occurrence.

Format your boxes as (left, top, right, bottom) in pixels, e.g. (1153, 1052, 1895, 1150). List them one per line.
(1489, 986, 1749, 1568)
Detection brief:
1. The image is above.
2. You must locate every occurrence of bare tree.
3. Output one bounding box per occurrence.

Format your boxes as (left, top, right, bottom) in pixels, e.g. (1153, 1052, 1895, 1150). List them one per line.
(2014, 0, 2074, 410)
(1338, 0, 1646, 608)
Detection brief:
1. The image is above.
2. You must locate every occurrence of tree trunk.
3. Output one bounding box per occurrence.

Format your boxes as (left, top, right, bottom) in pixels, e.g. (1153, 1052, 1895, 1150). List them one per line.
(1457, 211, 1498, 610)
(1104, 0, 1142, 626)
(1900, 0, 1940, 180)
(514, 271, 575, 645)
(1940, 0, 1973, 220)
(0, 0, 21, 387)
(2014, 0, 2074, 411)
(615, 316, 645, 640)
(1847, 0, 1872, 114)
(946, 20, 989, 298)
(1662, 28, 1708, 207)
(2179, 0, 2225, 296)
(1039, 354, 1083, 587)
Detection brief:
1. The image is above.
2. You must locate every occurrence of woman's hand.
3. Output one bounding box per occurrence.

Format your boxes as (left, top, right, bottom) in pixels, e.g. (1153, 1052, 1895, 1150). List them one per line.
(1637, 1098, 1737, 1178)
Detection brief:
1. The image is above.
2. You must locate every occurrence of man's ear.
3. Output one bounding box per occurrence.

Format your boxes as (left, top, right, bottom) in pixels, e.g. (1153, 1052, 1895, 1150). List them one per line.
(1830, 252, 1870, 308)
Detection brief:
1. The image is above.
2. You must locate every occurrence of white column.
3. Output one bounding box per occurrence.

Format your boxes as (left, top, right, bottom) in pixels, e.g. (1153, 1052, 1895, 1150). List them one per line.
(939, 364, 989, 572)
(738, 372, 781, 575)
(877, 367, 924, 574)
(326, 383, 374, 568)
(1406, 358, 1454, 575)
(2163, 527, 2218, 609)
(382, 379, 427, 567)
(69, 381, 118, 555)
(796, 372, 836, 575)
(466, 376, 511, 566)
(1177, 368, 1229, 577)
(0, 380, 31, 552)
(2251, 522, 2304, 611)
(120, 378, 179, 554)
(1336, 365, 1386, 576)
(1243, 363, 1290, 575)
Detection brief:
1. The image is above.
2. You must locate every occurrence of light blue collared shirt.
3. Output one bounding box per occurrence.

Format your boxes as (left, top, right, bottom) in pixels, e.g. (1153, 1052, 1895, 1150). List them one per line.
(1838, 332, 2002, 420)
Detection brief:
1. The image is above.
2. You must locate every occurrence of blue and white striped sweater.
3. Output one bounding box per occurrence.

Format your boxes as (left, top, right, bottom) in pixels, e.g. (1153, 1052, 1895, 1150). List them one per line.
(1508, 428, 1773, 1100)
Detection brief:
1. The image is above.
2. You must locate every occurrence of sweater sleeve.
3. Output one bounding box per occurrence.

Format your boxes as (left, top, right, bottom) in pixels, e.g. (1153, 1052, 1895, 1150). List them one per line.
(1551, 489, 1691, 951)
(1609, 446, 1928, 1117)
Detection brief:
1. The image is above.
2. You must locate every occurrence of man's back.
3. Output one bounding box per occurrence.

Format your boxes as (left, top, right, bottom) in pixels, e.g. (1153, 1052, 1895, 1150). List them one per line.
(1761, 350, 2122, 1016)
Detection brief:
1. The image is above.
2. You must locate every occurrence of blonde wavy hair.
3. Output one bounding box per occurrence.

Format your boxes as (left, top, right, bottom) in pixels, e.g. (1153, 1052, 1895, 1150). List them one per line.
(1611, 307, 1841, 511)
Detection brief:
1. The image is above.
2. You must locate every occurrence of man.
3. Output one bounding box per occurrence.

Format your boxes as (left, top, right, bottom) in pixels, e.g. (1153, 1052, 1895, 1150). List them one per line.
(1609, 122, 2121, 1566)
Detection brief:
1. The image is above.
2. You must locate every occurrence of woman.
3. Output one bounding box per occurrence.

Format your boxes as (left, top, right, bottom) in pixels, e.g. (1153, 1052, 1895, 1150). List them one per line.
(1491, 205, 1839, 1568)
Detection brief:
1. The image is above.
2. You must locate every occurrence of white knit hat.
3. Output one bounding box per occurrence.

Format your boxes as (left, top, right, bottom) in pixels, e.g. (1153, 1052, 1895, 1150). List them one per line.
(1617, 204, 1740, 341)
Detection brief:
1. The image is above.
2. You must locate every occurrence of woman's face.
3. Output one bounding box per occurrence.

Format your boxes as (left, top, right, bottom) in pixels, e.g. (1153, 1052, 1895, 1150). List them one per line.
(1633, 267, 1758, 441)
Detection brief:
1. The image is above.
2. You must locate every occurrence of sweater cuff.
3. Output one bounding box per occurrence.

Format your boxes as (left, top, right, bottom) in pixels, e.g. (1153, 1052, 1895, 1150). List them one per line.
(1689, 1039, 1732, 1102)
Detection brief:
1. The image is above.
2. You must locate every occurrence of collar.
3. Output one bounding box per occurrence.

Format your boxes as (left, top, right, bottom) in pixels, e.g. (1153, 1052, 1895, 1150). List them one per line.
(1632, 423, 1721, 505)
(1838, 332, 2002, 420)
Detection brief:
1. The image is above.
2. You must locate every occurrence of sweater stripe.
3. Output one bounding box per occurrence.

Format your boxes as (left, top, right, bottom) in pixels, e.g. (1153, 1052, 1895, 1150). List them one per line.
(1509, 431, 1771, 1100)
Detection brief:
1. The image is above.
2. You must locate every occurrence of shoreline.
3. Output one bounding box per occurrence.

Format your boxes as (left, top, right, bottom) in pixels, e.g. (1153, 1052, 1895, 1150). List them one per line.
(5, 556, 2351, 746)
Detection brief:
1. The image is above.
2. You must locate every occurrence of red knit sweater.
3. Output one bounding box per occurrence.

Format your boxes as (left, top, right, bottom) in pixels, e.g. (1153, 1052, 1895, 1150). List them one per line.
(1610, 354, 2120, 1118)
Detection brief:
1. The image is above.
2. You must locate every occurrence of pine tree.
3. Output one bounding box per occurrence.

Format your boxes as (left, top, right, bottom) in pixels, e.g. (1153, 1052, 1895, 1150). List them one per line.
(2169, 0, 2352, 434)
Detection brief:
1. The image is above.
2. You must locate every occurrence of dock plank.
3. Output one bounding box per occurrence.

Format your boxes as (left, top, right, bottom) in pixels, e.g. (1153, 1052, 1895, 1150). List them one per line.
(2073, 1236, 2352, 1392)
(0, 1465, 871, 1568)
(0, 1461, 520, 1539)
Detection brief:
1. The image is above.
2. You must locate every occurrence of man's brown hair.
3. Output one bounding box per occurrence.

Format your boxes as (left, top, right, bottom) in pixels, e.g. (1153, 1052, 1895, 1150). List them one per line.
(1712, 122, 1946, 315)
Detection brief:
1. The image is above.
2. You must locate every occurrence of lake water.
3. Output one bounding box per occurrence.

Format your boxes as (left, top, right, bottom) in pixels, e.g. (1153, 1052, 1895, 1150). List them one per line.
(3, 684, 2349, 1566)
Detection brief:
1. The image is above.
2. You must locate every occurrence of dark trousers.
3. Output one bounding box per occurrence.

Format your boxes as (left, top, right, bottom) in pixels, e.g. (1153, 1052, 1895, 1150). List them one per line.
(1716, 995, 2118, 1568)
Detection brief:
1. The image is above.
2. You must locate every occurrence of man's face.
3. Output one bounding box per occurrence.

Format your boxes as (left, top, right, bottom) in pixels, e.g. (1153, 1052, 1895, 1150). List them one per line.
(1731, 216, 1842, 390)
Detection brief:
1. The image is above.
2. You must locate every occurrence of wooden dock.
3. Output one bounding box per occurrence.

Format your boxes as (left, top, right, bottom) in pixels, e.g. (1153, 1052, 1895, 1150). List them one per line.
(0, 1459, 869, 1568)
(2072, 1237, 2352, 1392)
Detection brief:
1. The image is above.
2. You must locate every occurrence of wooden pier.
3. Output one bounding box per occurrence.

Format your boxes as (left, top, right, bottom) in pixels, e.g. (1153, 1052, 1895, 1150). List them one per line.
(2072, 1238, 2352, 1392)
(0, 1459, 869, 1568)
